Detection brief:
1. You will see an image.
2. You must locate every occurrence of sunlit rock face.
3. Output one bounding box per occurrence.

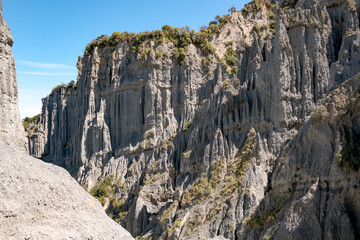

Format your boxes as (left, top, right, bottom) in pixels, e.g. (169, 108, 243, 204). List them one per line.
(0, 0, 26, 150)
(0, 1, 134, 239)
(0, 141, 134, 239)
(29, 0, 360, 239)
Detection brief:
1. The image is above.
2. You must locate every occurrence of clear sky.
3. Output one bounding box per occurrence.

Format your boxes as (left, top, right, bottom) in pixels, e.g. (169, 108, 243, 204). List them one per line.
(3, 0, 246, 118)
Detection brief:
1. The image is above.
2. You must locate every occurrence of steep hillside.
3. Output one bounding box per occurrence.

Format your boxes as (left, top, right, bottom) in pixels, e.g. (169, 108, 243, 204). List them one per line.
(28, 0, 360, 239)
(241, 75, 360, 239)
(0, 141, 134, 239)
(0, 0, 133, 239)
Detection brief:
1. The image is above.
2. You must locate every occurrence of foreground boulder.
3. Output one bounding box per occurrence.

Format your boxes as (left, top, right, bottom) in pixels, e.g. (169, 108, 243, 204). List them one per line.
(0, 142, 133, 239)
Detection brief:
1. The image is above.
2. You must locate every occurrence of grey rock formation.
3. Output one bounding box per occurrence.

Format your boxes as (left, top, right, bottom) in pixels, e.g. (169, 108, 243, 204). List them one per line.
(28, 0, 360, 239)
(0, 0, 26, 150)
(240, 75, 360, 240)
(0, 1, 133, 239)
(0, 141, 134, 240)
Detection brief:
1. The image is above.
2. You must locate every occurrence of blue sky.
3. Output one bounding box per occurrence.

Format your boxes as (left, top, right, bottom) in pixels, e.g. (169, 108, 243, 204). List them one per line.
(3, 0, 246, 118)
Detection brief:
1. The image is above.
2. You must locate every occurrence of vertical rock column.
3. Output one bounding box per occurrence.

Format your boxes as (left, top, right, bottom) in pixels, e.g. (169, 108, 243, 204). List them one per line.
(0, 0, 27, 150)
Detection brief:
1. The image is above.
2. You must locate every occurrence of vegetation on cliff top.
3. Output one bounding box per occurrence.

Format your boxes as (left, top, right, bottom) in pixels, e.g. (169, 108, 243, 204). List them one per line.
(23, 114, 41, 130)
(84, 12, 231, 64)
(83, 12, 232, 58)
(50, 80, 77, 96)
(242, 0, 274, 14)
(83, 0, 278, 68)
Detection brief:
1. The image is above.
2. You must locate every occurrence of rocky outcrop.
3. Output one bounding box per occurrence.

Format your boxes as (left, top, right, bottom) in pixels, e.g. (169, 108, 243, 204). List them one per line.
(240, 75, 360, 240)
(0, 141, 134, 239)
(0, 1, 133, 239)
(0, 0, 26, 150)
(29, 0, 360, 239)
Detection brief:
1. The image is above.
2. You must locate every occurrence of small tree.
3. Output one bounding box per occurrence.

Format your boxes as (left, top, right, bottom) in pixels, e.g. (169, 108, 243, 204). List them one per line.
(229, 5, 237, 14)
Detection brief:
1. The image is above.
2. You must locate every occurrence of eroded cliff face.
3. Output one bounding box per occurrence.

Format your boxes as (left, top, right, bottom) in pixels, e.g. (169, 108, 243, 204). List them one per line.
(241, 75, 360, 240)
(0, 1, 133, 239)
(29, 0, 360, 239)
(0, 0, 26, 150)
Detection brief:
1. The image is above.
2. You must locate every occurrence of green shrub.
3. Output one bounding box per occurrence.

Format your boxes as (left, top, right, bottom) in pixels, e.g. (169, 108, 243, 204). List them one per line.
(50, 80, 77, 96)
(219, 129, 256, 197)
(252, 25, 261, 35)
(50, 84, 65, 95)
(228, 6, 237, 14)
(337, 132, 360, 171)
(230, 66, 238, 75)
(224, 47, 237, 66)
(224, 47, 238, 75)
(159, 201, 179, 223)
(144, 173, 162, 185)
(270, 20, 276, 34)
(281, 0, 298, 10)
(108, 32, 122, 46)
(66, 80, 77, 90)
(183, 150, 192, 159)
(242, 0, 261, 14)
(90, 175, 115, 206)
(23, 114, 41, 130)
(138, 48, 151, 60)
(242, 0, 276, 15)
(202, 56, 212, 66)
(225, 41, 233, 47)
(172, 48, 186, 65)
(155, 50, 166, 59)
(82, 12, 232, 60)
(112, 199, 124, 213)
(245, 198, 285, 229)
(84, 34, 109, 55)
(167, 217, 183, 236)
(181, 174, 213, 207)
(223, 81, 229, 88)
(182, 119, 193, 131)
(181, 157, 226, 208)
